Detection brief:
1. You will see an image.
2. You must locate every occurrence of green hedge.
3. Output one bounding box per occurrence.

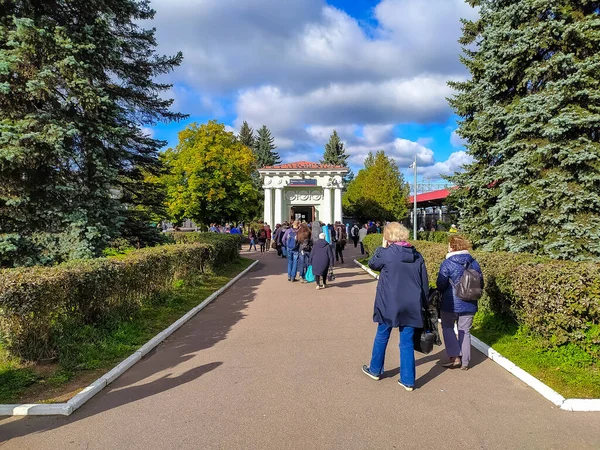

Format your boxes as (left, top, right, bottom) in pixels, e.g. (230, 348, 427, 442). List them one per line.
(167, 232, 242, 264)
(416, 231, 451, 244)
(361, 236, 600, 359)
(0, 234, 241, 361)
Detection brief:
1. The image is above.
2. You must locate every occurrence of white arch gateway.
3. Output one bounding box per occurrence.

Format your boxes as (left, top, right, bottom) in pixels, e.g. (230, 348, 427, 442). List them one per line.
(258, 161, 349, 226)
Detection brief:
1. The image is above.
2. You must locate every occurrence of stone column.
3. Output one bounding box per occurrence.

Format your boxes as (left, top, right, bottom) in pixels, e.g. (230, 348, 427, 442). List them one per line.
(334, 188, 343, 223)
(322, 187, 332, 224)
(274, 188, 283, 225)
(263, 188, 272, 226)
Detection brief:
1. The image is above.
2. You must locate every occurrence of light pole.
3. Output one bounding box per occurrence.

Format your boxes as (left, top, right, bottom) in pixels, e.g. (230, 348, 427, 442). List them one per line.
(410, 155, 417, 240)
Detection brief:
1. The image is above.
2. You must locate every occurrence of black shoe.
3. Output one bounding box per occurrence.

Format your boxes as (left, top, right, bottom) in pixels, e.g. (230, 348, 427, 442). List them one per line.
(362, 365, 380, 381)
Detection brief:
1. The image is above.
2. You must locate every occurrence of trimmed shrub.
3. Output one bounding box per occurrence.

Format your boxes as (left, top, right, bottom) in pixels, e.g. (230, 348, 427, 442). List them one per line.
(0, 235, 241, 361)
(407, 241, 600, 360)
(416, 231, 451, 244)
(362, 233, 383, 257)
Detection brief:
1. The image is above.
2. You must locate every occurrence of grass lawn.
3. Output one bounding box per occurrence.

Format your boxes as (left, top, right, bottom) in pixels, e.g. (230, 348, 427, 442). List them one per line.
(471, 312, 600, 399)
(354, 258, 600, 399)
(0, 257, 254, 404)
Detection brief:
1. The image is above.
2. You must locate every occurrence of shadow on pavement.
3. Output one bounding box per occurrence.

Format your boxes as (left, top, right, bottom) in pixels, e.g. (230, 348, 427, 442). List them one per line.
(0, 261, 269, 443)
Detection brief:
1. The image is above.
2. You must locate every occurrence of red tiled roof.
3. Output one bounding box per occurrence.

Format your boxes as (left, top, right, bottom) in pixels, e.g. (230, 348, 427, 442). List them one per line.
(261, 161, 346, 170)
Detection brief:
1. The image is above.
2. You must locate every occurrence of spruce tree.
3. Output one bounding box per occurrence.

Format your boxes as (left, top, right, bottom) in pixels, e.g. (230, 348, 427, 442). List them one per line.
(238, 121, 255, 149)
(322, 130, 353, 186)
(0, 0, 185, 266)
(448, 0, 600, 261)
(322, 130, 350, 167)
(254, 125, 281, 167)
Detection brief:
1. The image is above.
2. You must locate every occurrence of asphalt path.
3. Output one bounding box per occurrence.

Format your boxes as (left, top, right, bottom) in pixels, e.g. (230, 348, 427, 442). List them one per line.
(1, 245, 599, 449)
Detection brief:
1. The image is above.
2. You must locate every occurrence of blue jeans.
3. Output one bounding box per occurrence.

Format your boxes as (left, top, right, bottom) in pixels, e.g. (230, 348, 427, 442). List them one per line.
(297, 252, 309, 279)
(369, 323, 416, 387)
(287, 249, 299, 280)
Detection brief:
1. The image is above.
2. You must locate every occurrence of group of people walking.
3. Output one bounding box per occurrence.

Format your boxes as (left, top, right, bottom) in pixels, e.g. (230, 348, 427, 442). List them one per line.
(361, 223, 484, 391)
(262, 220, 349, 289)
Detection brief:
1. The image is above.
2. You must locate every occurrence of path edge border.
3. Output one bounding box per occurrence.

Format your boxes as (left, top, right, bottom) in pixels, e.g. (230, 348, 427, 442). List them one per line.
(353, 258, 600, 412)
(0, 259, 260, 417)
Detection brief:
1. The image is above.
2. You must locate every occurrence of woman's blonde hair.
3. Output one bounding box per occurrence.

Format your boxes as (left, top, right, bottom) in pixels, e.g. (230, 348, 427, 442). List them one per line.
(383, 222, 409, 243)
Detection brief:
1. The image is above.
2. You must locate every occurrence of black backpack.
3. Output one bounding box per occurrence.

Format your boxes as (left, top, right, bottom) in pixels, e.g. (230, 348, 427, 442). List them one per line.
(451, 260, 483, 302)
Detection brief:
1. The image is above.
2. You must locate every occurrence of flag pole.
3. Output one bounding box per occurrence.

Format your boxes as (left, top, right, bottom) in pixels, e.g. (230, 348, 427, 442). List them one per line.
(413, 154, 417, 240)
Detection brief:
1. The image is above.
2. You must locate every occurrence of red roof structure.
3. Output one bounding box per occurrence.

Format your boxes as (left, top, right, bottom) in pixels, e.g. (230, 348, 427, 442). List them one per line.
(261, 161, 346, 170)
(408, 188, 452, 207)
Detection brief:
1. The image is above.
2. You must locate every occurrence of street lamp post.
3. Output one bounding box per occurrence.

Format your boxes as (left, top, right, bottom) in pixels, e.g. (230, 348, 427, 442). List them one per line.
(410, 155, 417, 240)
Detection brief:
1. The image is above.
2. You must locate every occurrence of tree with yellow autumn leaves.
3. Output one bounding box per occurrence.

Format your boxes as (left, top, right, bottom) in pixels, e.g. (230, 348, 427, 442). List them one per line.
(159, 121, 259, 226)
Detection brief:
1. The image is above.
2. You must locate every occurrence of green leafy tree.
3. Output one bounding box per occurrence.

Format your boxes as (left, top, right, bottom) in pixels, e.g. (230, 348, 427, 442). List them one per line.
(160, 121, 258, 226)
(322, 130, 353, 186)
(343, 151, 409, 221)
(238, 121, 255, 149)
(0, 0, 184, 267)
(254, 125, 281, 167)
(448, 0, 600, 260)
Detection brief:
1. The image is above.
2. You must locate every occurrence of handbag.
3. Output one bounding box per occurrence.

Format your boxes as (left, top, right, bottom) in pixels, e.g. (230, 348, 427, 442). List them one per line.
(305, 265, 315, 283)
(328, 267, 335, 282)
(271, 241, 277, 250)
(413, 295, 435, 354)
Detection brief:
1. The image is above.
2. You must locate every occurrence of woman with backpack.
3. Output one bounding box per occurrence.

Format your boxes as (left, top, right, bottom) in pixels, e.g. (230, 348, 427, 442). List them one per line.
(436, 235, 484, 371)
(296, 223, 312, 282)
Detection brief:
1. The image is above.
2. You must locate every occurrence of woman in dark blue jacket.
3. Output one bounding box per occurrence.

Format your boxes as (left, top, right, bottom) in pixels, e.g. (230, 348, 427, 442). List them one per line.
(309, 233, 334, 289)
(436, 235, 483, 370)
(362, 223, 429, 391)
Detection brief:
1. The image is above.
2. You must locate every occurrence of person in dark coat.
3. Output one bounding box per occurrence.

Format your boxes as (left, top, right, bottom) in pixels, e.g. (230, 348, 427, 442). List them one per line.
(362, 222, 429, 391)
(367, 221, 378, 235)
(436, 235, 483, 370)
(309, 233, 334, 289)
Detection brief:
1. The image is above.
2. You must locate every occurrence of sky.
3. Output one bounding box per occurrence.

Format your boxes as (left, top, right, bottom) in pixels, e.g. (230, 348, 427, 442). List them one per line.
(145, 0, 478, 186)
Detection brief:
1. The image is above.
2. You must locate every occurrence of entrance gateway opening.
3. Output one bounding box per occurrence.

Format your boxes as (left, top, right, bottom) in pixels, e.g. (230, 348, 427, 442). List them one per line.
(290, 206, 314, 223)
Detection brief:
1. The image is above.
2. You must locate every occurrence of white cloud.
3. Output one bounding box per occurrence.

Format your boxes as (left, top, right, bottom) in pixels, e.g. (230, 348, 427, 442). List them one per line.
(145, 0, 479, 180)
(450, 129, 467, 148)
(419, 150, 473, 179)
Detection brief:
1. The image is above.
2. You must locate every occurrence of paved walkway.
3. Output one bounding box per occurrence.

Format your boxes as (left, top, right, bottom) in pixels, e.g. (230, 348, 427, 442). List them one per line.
(1, 246, 599, 449)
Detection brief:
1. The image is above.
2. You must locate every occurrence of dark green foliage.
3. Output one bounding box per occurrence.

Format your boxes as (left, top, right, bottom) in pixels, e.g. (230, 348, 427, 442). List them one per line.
(322, 130, 349, 167)
(238, 121, 255, 149)
(0, 234, 240, 361)
(0, 0, 185, 267)
(448, 0, 600, 261)
(322, 130, 353, 186)
(253, 125, 281, 168)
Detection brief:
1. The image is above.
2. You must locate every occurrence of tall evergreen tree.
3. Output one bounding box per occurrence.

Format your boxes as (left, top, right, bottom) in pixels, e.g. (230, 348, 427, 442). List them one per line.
(254, 125, 281, 167)
(0, 0, 184, 266)
(322, 130, 353, 187)
(322, 130, 350, 167)
(238, 120, 255, 149)
(448, 0, 600, 261)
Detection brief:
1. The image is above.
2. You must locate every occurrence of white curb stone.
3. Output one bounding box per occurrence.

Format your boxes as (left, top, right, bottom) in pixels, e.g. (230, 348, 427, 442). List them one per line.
(0, 259, 259, 417)
(353, 258, 600, 411)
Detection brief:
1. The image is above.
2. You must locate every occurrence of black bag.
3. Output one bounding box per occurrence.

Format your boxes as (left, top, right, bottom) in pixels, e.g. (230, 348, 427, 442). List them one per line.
(413, 328, 435, 355)
(413, 292, 438, 354)
(328, 267, 335, 282)
(451, 260, 483, 302)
